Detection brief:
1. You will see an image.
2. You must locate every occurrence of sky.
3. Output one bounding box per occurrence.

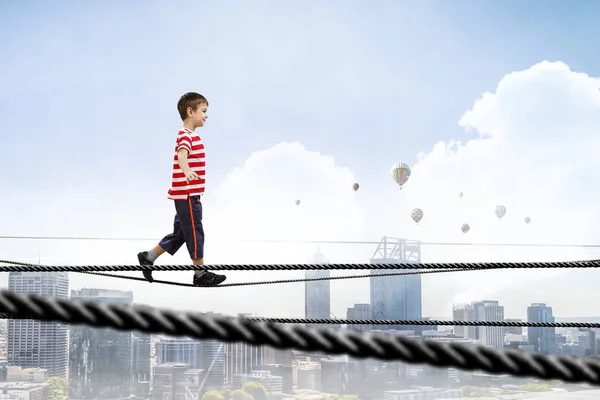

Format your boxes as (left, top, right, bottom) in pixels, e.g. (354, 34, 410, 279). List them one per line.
(2, 0, 600, 321)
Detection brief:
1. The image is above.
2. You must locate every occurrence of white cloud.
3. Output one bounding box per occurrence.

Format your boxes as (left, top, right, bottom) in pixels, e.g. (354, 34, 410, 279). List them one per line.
(394, 61, 600, 318)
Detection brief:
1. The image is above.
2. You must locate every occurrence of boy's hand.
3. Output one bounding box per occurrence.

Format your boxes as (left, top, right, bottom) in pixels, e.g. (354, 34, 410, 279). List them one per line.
(184, 170, 200, 183)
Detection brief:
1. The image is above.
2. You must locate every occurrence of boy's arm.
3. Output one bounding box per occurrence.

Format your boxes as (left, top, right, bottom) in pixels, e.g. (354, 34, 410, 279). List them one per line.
(177, 148, 191, 174)
(176, 132, 199, 182)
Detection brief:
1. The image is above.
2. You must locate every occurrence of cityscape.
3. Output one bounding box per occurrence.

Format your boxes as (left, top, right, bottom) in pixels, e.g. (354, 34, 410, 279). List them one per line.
(0, 238, 596, 400)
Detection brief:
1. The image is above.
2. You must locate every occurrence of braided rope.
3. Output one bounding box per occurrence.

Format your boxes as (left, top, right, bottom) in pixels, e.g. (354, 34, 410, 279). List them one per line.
(1, 259, 600, 272)
(1, 258, 493, 287)
(2, 310, 599, 328)
(79, 267, 489, 287)
(1, 289, 600, 385)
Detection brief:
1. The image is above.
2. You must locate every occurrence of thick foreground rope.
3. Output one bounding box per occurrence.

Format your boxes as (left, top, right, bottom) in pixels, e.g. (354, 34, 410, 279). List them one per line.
(1, 259, 600, 272)
(2, 289, 600, 385)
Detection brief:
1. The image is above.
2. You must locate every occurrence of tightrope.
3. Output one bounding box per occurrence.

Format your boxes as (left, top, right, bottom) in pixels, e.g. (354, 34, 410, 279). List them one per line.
(1, 289, 600, 385)
(0, 259, 494, 288)
(1, 259, 600, 271)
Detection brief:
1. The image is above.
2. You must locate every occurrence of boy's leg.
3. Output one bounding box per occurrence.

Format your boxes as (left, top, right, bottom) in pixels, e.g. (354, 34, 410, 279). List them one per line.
(175, 195, 226, 286)
(138, 214, 186, 282)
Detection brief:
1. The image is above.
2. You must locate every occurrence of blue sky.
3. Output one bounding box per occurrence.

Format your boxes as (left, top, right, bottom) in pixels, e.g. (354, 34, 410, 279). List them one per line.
(2, 1, 600, 319)
(2, 0, 598, 192)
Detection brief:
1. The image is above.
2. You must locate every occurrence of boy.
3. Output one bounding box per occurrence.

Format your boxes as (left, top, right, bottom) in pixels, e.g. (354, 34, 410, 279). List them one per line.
(137, 92, 227, 286)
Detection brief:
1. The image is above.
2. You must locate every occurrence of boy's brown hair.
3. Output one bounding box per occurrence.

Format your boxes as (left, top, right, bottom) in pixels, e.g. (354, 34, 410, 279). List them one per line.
(177, 92, 209, 121)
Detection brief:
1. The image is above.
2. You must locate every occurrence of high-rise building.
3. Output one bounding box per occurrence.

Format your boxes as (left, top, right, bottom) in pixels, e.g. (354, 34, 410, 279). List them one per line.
(132, 333, 152, 382)
(69, 289, 134, 399)
(369, 237, 422, 332)
(346, 304, 372, 332)
(7, 272, 69, 377)
(224, 341, 264, 386)
(527, 303, 556, 354)
(452, 303, 476, 339)
(305, 249, 331, 321)
(473, 300, 504, 348)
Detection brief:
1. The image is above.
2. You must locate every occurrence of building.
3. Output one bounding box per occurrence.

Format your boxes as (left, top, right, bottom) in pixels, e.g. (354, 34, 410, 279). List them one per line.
(369, 237, 423, 333)
(152, 363, 205, 400)
(224, 340, 264, 387)
(473, 300, 504, 348)
(504, 319, 524, 335)
(155, 338, 225, 391)
(6, 366, 46, 383)
(232, 370, 283, 398)
(156, 338, 203, 368)
(320, 359, 349, 394)
(452, 303, 476, 339)
(0, 381, 50, 400)
(69, 289, 134, 400)
(527, 303, 556, 354)
(346, 304, 372, 332)
(7, 272, 69, 378)
(305, 249, 332, 328)
(132, 333, 152, 382)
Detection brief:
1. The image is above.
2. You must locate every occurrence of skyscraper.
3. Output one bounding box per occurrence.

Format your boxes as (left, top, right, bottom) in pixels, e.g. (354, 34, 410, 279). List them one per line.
(69, 289, 134, 399)
(369, 237, 422, 332)
(7, 272, 69, 377)
(527, 303, 556, 354)
(452, 303, 476, 339)
(305, 249, 331, 322)
(132, 333, 152, 382)
(473, 300, 504, 348)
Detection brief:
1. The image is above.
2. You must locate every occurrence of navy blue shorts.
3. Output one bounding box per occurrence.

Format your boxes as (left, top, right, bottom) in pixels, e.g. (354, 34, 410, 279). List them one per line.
(158, 195, 205, 260)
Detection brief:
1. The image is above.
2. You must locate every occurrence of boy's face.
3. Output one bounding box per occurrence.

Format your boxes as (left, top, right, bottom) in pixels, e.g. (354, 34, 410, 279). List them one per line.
(188, 103, 208, 128)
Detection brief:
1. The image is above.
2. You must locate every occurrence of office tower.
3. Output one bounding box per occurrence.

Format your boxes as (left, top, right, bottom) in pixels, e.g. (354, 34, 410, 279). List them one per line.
(224, 341, 264, 386)
(305, 249, 331, 321)
(7, 272, 69, 377)
(473, 300, 504, 348)
(346, 304, 372, 332)
(527, 303, 556, 354)
(369, 237, 422, 332)
(452, 303, 476, 339)
(132, 333, 152, 382)
(69, 289, 134, 399)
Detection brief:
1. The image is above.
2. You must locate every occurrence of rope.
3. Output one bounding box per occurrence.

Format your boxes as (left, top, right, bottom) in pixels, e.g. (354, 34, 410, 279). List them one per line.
(1, 259, 600, 272)
(245, 318, 600, 328)
(1, 310, 597, 328)
(1, 289, 600, 385)
(0, 259, 494, 287)
(4, 234, 600, 248)
(80, 267, 484, 287)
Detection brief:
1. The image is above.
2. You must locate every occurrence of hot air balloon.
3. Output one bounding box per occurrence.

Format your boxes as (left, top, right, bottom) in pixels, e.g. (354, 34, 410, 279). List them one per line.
(391, 163, 411, 189)
(461, 223, 470, 234)
(411, 208, 423, 224)
(458, 192, 463, 198)
(295, 200, 300, 206)
(353, 183, 359, 191)
(495, 205, 506, 219)
(525, 217, 531, 224)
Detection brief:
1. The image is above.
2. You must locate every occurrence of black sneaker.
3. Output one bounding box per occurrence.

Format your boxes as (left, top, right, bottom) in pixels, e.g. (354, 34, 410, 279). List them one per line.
(137, 252, 154, 283)
(193, 271, 227, 286)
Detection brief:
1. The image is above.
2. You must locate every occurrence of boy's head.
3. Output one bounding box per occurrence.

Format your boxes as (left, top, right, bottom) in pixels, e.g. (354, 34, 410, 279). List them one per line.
(177, 92, 209, 128)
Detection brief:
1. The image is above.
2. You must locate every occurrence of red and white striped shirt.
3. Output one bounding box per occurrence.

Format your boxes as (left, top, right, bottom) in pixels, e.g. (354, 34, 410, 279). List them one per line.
(168, 127, 206, 200)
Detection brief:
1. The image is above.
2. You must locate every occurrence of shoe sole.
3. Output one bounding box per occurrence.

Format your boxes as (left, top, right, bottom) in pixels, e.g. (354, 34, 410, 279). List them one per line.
(194, 274, 227, 287)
